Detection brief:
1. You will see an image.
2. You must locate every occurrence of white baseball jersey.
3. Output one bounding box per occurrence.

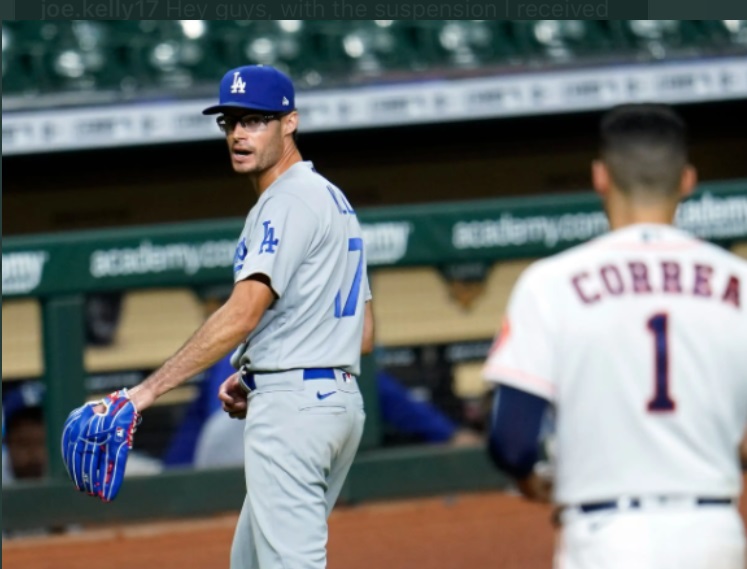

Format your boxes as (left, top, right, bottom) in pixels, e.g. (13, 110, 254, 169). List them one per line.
(484, 223, 747, 505)
(231, 161, 371, 375)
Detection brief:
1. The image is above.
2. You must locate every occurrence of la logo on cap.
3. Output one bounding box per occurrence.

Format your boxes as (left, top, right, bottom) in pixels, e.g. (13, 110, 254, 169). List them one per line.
(282, 96, 289, 106)
(230, 71, 246, 94)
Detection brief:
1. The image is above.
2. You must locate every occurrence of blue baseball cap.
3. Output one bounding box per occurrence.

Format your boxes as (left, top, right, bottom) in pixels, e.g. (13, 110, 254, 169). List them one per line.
(202, 65, 296, 116)
(3, 381, 44, 426)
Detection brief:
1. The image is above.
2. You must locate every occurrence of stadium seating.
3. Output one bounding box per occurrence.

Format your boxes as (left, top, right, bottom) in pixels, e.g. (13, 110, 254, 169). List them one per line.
(3, 20, 746, 98)
(102, 21, 211, 90)
(513, 20, 614, 63)
(610, 20, 706, 59)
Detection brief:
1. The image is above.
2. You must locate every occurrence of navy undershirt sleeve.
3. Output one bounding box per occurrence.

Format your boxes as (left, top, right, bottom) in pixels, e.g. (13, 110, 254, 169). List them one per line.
(487, 385, 550, 479)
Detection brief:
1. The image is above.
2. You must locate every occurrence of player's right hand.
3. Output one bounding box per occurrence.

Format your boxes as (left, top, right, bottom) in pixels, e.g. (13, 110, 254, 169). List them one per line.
(218, 372, 249, 419)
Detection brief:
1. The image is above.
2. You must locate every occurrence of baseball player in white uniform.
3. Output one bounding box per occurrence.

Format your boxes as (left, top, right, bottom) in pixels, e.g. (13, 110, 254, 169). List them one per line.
(125, 65, 374, 569)
(483, 104, 747, 569)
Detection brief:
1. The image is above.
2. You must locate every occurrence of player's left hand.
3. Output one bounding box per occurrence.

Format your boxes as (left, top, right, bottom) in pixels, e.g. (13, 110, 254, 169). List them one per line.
(219, 372, 249, 419)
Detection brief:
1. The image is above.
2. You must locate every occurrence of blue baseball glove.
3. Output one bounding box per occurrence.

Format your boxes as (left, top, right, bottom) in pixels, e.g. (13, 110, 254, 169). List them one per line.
(61, 389, 141, 502)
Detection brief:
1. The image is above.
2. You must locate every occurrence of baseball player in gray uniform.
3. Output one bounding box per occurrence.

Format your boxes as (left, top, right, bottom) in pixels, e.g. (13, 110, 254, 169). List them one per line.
(125, 65, 374, 569)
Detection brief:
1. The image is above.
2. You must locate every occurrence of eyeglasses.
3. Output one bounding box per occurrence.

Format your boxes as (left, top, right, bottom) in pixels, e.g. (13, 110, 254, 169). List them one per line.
(216, 113, 283, 134)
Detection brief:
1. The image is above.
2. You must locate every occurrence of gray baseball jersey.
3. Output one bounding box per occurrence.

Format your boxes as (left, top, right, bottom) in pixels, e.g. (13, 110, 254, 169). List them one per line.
(231, 161, 371, 375)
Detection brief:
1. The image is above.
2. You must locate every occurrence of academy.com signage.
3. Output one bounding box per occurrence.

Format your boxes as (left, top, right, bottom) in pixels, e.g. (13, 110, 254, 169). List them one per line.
(2, 251, 49, 295)
(676, 192, 747, 240)
(361, 222, 412, 266)
(2, 184, 745, 298)
(451, 191, 747, 252)
(452, 212, 609, 250)
(90, 240, 235, 278)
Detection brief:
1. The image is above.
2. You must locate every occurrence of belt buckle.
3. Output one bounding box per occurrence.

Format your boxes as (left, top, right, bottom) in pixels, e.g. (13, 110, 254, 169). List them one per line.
(238, 365, 255, 393)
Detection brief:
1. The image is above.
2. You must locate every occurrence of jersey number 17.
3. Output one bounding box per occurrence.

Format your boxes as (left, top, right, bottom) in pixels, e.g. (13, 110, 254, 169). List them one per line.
(327, 185, 364, 319)
(335, 238, 364, 319)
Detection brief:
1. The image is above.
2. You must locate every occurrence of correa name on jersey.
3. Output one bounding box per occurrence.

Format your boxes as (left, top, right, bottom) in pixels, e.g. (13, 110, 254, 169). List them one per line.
(571, 259, 741, 309)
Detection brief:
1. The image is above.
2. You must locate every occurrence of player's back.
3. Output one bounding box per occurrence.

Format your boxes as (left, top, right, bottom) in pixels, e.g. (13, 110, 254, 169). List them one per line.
(543, 223, 747, 504)
(235, 161, 368, 375)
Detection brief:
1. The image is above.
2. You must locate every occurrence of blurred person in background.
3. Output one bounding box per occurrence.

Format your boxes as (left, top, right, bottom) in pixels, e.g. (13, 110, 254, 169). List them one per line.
(189, 366, 483, 470)
(2, 382, 47, 484)
(483, 103, 747, 569)
(166, 286, 479, 470)
(2, 383, 81, 538)
(377, 368, 482, 448)
(2, 380, 161, 484)
(84, 292, 124, 347)
(167, 336, 481, 470)
(2, 411, 9, 482)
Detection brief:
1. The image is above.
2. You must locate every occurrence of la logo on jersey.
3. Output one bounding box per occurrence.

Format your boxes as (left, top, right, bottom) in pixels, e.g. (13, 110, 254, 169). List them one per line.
(230, 72, 246, 94)
(259, 221, 279, 254)
(234, 238, 248, 273)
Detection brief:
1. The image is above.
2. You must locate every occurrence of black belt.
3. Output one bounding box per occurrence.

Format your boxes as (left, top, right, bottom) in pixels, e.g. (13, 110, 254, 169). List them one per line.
(578, 496, 734, 514)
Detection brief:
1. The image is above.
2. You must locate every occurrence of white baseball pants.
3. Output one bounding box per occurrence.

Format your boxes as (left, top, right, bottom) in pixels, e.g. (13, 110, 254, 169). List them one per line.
(555, 503, 745, 569)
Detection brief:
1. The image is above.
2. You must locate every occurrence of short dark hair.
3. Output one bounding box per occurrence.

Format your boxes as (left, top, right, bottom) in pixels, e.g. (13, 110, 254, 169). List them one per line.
(600, 104, 688, 198)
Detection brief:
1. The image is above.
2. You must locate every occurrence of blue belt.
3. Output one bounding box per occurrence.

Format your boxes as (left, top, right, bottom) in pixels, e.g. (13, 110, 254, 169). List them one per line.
(239, 367, 336, 392)
(578, 497, 734, 514)
(302, 368, 336, 380)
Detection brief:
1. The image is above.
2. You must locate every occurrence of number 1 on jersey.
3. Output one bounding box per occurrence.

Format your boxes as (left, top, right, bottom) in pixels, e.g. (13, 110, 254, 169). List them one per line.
(646, 313, 676, 413)
(335, 238, 364, 318)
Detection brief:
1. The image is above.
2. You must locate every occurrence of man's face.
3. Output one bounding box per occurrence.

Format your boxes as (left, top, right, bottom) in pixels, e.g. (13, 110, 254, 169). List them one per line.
(220, 112, 286, 175)
(7, 416, 47, 479)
